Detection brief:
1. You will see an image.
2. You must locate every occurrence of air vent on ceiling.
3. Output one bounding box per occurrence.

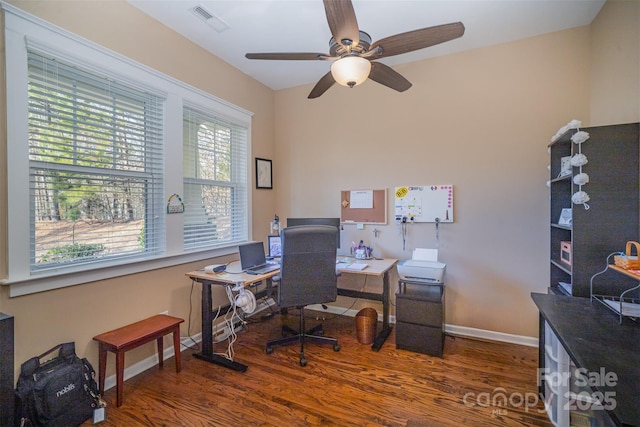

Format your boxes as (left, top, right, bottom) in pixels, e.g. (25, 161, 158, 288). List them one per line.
(191, 5, 230, 33)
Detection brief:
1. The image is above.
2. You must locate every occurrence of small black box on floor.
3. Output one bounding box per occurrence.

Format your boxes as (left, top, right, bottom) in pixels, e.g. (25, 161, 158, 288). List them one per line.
(395, 281, 444, 357)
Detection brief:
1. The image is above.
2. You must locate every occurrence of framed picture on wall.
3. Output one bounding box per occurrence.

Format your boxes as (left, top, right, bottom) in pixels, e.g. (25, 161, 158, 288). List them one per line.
(256, 158, 272, 189)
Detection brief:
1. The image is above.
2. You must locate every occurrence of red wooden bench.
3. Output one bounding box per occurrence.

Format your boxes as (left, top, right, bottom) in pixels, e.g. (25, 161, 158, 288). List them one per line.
(93, 314, 184, 407)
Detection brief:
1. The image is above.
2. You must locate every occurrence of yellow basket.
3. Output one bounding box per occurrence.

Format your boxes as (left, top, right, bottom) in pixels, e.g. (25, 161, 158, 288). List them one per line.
(614, 241, 640, 270)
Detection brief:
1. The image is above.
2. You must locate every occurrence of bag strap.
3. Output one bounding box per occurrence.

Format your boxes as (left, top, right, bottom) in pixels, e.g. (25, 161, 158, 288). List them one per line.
(20, 356, 40, 377)
(20, 342, 77, 377)
(36, 342, 63, 360)
(58, 342, 76, 360)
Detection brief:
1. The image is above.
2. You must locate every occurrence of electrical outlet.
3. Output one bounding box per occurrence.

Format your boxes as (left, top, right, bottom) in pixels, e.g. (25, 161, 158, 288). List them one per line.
(159, 310, 169, 315)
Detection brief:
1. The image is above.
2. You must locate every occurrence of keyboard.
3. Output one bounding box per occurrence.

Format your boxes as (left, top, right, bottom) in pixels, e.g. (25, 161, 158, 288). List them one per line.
(246, 263, 280, 275)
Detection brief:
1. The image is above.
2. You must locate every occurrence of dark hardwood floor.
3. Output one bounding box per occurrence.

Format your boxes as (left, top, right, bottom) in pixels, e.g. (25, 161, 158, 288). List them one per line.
(86, 310, 551, 426)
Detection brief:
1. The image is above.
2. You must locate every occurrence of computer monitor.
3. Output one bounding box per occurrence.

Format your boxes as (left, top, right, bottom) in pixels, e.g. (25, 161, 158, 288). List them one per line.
(286, 217, 341, 248)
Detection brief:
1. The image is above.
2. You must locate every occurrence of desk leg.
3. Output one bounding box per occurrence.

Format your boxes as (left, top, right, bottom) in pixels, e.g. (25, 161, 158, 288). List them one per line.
(193, 281, 248, 372)
(371, 270, 393, 352)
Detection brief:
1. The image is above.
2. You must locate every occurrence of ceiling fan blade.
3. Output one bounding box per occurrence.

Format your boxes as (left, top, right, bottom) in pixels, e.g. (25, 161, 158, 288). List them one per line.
(369, 22, 465, 59)
(323, 0, 360, 49)
(246, 52, 330, 61)
(368, 62, 412, 92)
(308, 71, 336, 99)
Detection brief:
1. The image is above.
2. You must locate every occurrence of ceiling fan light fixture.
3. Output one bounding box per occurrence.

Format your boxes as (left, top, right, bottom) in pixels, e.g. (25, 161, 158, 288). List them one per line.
(330, 56, 371, 88)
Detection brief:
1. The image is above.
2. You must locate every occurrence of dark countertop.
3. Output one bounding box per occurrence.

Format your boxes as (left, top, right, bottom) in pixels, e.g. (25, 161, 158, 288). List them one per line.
(531, 293, 640, 427)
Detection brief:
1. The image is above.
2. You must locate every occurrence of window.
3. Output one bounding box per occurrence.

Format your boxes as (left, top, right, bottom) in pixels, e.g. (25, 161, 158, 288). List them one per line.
(183, 107, 248, 251)
(28, 51, 165, 272)
(3, 4, 253, 295)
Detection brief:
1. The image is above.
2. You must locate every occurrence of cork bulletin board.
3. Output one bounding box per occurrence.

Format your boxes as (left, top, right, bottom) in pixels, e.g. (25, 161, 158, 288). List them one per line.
(340, 189, 387, 224)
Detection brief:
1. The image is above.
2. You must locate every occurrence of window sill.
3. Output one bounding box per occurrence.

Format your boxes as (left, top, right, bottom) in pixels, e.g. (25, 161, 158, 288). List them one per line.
(2, 247, 238, 297)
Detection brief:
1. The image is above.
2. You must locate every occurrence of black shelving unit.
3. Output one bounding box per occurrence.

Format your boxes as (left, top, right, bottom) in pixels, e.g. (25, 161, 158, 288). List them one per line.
(548, 123, 640, 298)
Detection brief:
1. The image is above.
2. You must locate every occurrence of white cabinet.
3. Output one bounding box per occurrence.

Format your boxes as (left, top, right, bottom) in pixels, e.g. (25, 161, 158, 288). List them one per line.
(541, 321, 616, 427)
(543, 321, 570, 427)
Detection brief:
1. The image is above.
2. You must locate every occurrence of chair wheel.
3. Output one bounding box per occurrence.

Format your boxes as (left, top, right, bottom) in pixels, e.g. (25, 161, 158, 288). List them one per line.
(333, 344, 340, 352)
(300, 357, 307, 367)
(266, 346, 273, 354)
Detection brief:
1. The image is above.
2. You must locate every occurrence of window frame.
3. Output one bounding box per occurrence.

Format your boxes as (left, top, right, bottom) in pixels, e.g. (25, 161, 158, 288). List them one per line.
(27, 49, 167, 273)
(2, 4, 253, 296)
(182, 105, 249, 252)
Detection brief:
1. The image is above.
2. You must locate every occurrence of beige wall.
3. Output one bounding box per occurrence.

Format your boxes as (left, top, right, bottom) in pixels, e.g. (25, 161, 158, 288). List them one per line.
(590, 0, 640, 125)
(0, 0, 275, 378)
(1, 0, 638, 380)
(274, 27, 591, 338)
(273, 0, 640, 338)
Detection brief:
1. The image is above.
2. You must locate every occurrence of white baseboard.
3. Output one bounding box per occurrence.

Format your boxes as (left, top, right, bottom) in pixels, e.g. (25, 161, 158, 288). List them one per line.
(444, 324, 538, 347)
(307, 303, 539, 348)
(102, 332, 204, 392)
(102, 299, 274, 391)
(102, 302, 537, 391)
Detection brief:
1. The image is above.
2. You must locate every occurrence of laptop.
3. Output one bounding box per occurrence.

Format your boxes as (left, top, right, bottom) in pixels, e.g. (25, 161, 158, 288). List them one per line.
(239, 241, 280, 275)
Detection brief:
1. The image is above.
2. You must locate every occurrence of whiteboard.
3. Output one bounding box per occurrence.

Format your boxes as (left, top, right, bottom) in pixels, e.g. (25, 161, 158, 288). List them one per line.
(394, 185, 454, 223)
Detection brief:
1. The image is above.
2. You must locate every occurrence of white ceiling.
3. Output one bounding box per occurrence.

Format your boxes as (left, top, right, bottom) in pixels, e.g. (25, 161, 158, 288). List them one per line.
(128, 0, 606, 91)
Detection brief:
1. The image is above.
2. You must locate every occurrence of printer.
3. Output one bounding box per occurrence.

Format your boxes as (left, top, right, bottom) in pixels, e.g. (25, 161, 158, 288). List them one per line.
(397, 248, 446, 284)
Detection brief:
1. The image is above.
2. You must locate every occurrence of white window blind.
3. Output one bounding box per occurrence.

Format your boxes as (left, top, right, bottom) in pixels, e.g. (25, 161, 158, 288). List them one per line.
(27, 50, 165, 273)
(183, 107, 248, 251)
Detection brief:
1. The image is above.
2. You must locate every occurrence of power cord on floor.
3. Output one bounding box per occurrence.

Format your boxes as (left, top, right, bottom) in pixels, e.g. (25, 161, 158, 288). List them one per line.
(312, 275, 370, 322)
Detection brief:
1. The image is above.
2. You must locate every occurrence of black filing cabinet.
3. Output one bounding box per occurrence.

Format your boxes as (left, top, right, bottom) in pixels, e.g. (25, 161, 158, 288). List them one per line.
(396, 280, 444, 357)
(0, 312, 14, 427)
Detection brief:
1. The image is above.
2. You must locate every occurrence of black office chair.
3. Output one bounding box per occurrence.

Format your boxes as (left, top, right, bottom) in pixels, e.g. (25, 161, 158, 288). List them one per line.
(265, 225, 341, 366)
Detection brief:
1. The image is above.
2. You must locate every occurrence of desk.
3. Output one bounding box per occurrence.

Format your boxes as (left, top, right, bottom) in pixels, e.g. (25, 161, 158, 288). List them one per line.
(336, 258, 398, 351)
(186, 269, 278, 373)
(532, 293, 640, 426)
(186, 257, 398, 371)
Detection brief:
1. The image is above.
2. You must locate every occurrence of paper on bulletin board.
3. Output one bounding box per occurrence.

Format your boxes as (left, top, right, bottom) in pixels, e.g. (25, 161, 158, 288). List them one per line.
(350, 190, 373, 208)
(341, 189, 387, 224)
(394, 185, 453, 223)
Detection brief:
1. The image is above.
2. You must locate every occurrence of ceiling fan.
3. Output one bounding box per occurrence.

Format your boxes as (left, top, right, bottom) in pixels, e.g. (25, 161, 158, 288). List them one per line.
(245, 0, 465, 99)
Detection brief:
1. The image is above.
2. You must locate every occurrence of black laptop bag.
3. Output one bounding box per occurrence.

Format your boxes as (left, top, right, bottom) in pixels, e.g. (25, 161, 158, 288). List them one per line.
(14, 342, 101, 427)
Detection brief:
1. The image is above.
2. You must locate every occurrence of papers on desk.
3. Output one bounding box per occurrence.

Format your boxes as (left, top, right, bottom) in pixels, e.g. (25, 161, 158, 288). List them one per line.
(337, 262, 368, 271)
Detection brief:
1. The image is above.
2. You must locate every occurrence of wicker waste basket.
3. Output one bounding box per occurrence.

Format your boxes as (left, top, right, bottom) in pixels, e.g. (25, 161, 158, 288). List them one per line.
(355, 308, 378, 344)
